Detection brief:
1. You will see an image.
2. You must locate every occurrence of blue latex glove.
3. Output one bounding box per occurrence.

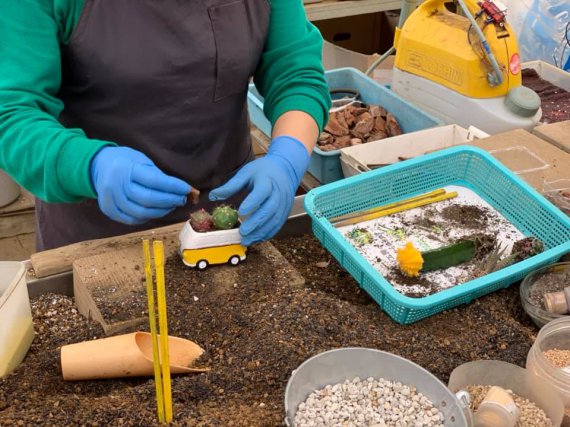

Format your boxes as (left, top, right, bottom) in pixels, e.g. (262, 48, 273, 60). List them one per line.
(209, 135, 310, 246)
(90, 146, 191, 225)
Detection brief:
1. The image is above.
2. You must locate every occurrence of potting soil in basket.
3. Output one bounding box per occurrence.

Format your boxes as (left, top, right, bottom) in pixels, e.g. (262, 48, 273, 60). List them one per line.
(339, 185, 525, 298)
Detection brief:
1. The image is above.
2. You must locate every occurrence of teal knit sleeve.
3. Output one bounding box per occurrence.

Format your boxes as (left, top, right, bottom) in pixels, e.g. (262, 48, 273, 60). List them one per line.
(0, 0, 114, 203)
(253, 0, 332, 134)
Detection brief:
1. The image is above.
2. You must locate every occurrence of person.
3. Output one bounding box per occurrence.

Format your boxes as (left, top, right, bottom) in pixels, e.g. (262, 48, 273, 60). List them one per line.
(0, 0, 331, 251)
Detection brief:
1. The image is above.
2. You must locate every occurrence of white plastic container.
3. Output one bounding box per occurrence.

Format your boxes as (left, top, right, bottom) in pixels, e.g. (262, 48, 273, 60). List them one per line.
(449, 360, 564, 427)
(0, 262, 35, 377)
(391, 67, 543, 135)
(0, 170, 20, 208)
(527, 317, 570, 414)
(339, 124, 489, 177)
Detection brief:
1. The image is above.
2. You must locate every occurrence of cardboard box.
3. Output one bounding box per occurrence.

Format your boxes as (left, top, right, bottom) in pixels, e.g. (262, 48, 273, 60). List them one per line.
(469, 129, 570, 191)
(315, 12, 393, 55)
(322, 41, 395, 85)
(532, 120, 570, 154)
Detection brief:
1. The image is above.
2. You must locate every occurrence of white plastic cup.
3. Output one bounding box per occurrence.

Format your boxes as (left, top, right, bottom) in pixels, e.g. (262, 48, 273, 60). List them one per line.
(474, 386, 519, 427)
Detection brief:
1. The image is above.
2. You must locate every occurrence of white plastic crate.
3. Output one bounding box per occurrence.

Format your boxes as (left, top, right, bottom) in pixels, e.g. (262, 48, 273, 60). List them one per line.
(340, 125, 489, 177)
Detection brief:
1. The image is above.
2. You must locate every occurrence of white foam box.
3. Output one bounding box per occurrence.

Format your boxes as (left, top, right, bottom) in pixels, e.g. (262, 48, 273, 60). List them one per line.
(339, 124, 488, 177)
(0, 262, 34, 377)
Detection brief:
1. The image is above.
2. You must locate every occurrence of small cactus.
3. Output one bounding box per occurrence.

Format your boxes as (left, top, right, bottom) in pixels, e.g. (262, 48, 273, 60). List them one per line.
(472, 243, 510, 278)
(347, 228, 374, 246)
(511, 237, 544, 262)
(421, 239, 476, 272)
(189, 208, 213, 233)
(397, 242, 423, 277)
(212, 205, 238, 230)
(472, 237, 545, 279)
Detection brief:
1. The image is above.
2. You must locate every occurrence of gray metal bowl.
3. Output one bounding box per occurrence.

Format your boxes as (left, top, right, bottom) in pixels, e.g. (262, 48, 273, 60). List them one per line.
(285, 348, 470, 426)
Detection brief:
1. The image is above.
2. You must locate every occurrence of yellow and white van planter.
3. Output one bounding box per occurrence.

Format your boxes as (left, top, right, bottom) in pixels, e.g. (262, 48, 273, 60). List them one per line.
(178, 221, 246, 270)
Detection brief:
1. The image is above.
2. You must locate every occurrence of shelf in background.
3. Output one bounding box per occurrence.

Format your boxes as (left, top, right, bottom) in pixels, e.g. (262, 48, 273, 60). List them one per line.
(305, 0, 408, 21)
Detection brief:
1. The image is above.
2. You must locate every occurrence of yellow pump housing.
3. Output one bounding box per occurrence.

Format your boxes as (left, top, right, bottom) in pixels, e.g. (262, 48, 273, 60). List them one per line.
(394, 0, 522, 99)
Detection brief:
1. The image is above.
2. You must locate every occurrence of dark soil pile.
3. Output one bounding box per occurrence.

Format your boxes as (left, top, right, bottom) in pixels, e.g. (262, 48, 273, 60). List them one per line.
(522, 68, 570, 124)
(0, 235, 538, 426)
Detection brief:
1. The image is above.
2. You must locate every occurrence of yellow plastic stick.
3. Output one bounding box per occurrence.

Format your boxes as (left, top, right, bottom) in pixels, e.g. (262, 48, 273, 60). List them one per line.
(334, 191, 458, 227)
(153, 240, 173, 423)
(330, 189, 446, 224)
(143, 240, 165, 424)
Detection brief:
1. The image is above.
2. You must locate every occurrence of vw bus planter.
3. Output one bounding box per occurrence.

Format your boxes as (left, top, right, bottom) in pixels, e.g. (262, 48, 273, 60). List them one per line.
(178, 221, 246, 270)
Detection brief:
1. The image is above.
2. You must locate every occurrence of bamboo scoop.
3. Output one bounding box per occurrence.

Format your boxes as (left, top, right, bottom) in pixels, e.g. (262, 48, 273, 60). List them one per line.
(60, 331, 208, 381)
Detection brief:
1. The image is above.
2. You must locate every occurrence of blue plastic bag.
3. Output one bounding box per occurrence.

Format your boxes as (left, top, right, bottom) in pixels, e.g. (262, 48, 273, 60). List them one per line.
(503, 0, 570, 70)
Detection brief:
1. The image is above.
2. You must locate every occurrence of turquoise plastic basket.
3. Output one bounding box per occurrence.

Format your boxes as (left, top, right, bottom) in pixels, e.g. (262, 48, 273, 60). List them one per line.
(304, 146, 570, 324)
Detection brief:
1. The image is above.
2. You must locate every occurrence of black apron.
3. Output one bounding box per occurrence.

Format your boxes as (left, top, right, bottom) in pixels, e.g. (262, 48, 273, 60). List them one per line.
(36, 0, 270, 250)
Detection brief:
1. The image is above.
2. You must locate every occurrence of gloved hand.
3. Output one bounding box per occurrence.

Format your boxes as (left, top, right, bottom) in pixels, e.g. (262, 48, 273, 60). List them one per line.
(90, 146, 191, 225)
(209, 135, 310, 246)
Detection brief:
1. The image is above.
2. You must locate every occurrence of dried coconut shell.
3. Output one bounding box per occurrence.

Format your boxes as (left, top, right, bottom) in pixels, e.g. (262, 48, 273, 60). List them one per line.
(333, 135, 352, 149)
(319, 144, 337, 152)
(373, 115, 387, 133)
(343, 105, 357, 127)
(324, 111, 349, 137)
(354, 107, 369, 116)
(386, 112, 403, 137)
(369, 105, 383, 118)
(352, 112, 374, 139)
(369, 130, 388, 141)
(318, 132, 334, 145)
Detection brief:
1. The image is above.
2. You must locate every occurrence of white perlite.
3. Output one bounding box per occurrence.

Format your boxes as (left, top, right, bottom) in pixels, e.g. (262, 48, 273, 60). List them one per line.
(294, 377, 445, 427)
(339, 185, 525, 297)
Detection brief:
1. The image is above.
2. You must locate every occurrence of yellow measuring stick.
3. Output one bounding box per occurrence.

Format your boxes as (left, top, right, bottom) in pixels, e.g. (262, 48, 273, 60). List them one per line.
(334, 191, 458, 228)
(143, 240, 165, 423)
(330, 189, 446, 224)
(153, 240, 173, 423)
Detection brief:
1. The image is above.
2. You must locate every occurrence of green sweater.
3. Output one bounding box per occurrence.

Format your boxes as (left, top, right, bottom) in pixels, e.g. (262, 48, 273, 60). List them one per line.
(0, 0, 331, 203)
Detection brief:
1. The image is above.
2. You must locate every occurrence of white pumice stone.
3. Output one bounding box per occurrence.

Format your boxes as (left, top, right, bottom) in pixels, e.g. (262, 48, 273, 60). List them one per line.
(293, 377, 444, 427)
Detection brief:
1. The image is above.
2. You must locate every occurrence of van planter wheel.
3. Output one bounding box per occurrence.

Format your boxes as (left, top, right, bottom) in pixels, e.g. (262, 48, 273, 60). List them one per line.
(197, 260, 209, 271)
(229, 255, 241, 266)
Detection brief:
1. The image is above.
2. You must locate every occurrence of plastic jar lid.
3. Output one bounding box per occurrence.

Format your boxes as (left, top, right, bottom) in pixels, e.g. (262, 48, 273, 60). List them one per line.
(504, 86, 541, 118)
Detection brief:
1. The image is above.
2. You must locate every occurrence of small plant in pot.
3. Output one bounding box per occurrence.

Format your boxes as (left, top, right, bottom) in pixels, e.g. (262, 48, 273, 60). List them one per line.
(188, 205, 239, 233)
(180, 205, 245, 270)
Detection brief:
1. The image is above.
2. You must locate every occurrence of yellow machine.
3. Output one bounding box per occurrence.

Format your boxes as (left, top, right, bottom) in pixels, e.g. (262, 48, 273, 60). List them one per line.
(178, 221, 246, 270)
(391, 0, 542, 134)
